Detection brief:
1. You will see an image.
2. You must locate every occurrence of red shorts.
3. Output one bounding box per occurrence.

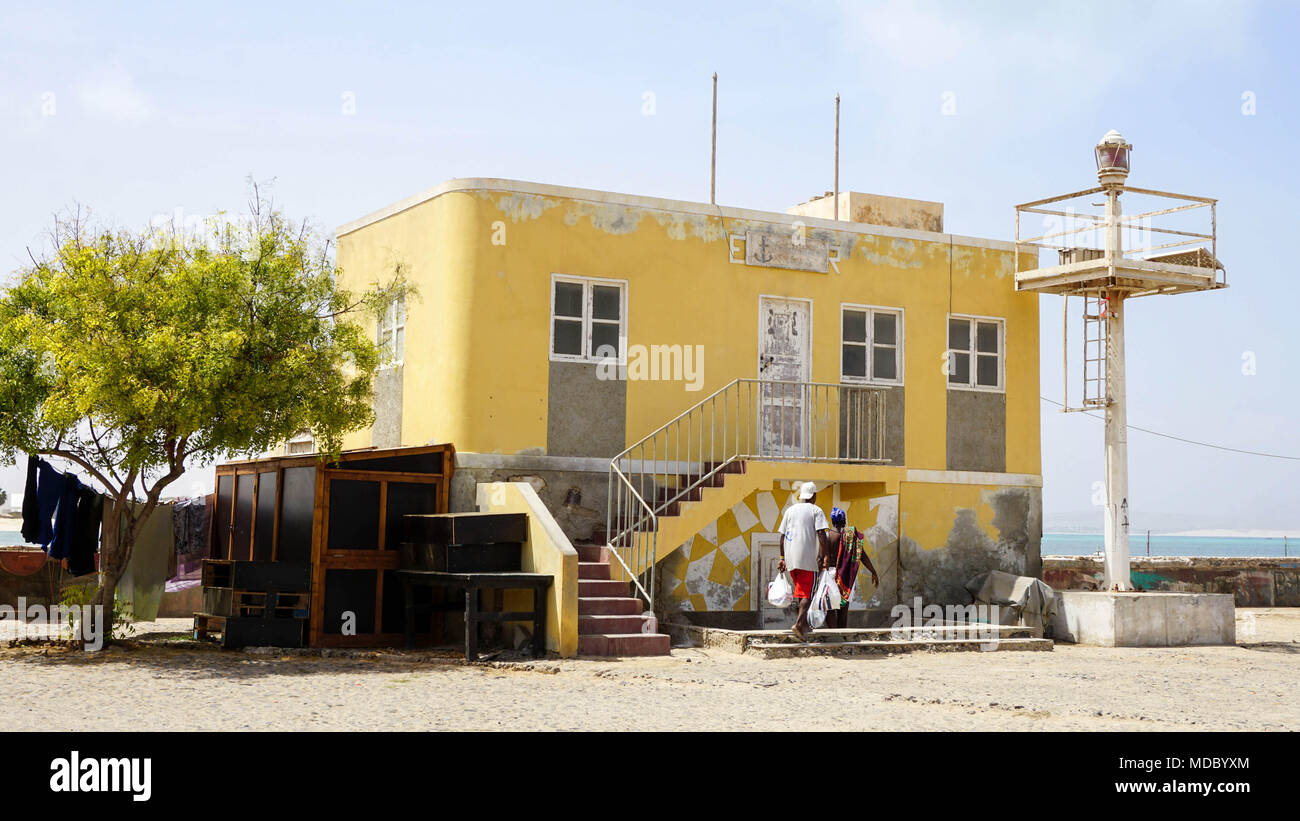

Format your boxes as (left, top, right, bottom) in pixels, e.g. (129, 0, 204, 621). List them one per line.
(790, 569, 815, 600)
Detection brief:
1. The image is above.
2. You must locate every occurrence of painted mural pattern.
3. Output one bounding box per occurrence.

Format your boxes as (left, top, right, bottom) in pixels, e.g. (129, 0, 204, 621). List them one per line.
(658, 482, 900, 612)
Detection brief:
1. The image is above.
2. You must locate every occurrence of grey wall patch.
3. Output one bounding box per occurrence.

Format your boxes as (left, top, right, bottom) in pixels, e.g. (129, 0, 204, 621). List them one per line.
(371, 365, 403, 449)
(898, 486, 1042, 604)
(546, 361, 626, 458)
(946, 389, 1005, 472)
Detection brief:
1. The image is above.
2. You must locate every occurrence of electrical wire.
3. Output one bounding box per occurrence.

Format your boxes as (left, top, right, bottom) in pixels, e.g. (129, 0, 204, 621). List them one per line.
(1041, 395, 1300, 461)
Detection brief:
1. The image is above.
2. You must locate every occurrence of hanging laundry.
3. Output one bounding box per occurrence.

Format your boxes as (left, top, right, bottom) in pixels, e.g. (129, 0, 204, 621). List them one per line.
(105, 498, 174, 622)
(22, 457, 66, 549)
(65, 486, 103, 578)
(171, 496, 212, 582)
(20, 455, 40, 544)
(48, 473, 83, 562)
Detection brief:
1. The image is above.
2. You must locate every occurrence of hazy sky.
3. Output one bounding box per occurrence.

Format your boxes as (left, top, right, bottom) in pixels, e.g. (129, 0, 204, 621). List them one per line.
(1, 1, 1296, 529)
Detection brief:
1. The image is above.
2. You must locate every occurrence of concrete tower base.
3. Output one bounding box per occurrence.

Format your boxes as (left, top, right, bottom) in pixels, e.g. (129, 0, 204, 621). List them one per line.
(1051, 591, 1235, 647)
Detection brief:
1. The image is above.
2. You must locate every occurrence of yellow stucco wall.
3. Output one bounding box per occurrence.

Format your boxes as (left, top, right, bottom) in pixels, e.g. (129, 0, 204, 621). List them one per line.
(335, 181, 1041, 476)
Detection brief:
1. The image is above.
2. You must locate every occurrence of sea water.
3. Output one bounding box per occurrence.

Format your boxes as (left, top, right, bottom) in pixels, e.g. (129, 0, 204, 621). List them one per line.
(1043, 533, 1296, 558)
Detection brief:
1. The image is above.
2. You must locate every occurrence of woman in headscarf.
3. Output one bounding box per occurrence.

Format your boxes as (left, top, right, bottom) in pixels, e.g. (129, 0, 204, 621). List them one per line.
(819, 507, 880, 629)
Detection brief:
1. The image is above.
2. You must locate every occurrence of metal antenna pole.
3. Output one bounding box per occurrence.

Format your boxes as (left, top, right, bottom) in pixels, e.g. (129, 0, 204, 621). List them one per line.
(833, 93, 840, 220)
(710, 73, 718, 205)
(1103, 186, 1132, 590)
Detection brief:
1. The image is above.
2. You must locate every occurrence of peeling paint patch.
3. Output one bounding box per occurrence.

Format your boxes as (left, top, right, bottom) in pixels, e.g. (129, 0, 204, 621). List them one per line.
(653, 211, 727, 243)
(564, 201, 645, 234)
(492, 192, 559, 222)
(684, 550, 715, 596)
(856, 236, 924, 269)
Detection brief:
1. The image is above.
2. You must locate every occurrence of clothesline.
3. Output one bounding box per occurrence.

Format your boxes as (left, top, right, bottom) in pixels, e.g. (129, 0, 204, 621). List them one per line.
(18, 454, 213, 621)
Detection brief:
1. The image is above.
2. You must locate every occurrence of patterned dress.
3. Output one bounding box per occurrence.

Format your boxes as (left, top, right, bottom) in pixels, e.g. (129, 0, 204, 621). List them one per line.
(833, 526, 866, 606)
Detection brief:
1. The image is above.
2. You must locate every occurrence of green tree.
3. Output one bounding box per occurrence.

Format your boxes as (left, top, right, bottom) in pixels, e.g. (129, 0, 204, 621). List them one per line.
(0, 188, 407, 642)
(0, 488, 7, 508)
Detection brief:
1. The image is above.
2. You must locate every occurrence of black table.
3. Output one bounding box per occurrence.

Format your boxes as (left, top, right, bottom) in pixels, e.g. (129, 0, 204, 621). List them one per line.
(395, 570, 552, 660)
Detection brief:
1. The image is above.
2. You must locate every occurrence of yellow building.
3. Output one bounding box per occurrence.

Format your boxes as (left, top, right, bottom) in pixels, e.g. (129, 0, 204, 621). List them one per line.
(335, 178, 1042, 620)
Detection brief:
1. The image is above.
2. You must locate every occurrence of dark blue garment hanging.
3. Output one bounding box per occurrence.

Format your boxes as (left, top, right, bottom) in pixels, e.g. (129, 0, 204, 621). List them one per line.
(20, 455, 41, 543)
(48, 473, 83, 561)
(28, 458, 67, 551)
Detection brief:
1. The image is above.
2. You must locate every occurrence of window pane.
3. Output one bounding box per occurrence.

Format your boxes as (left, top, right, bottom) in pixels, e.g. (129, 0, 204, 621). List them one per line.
(554, 282, 583, 318)
(553, 319, 582, 355)
(842, 310, 866, 343)
(976, 321, 999, 353)
(395, 327, 404, 361)
(590, 323, 619, 358)
(842, 344, 866, 378)
(949, 352, 970, 385)
(976, 354, 999, 387)
(873, 312, 897, 345)
(592, 285, 621, 321)
(872, 346, 897, 381)
(948, 318, 970, 351)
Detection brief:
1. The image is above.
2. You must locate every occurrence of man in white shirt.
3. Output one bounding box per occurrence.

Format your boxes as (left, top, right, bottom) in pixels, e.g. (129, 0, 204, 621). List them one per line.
(776, 482, 829, 640)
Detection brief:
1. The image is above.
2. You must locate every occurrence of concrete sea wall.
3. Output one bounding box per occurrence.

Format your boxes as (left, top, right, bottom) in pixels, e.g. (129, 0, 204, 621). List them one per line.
(1044, 555, 1300, 607)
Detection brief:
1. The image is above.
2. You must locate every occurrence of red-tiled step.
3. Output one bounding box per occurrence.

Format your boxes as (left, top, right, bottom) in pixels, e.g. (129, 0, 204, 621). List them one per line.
(578, 633, 672, 657)
(579, 614, 649, 634)
(579, 562, 610, 580)
(578, 596, 644, 616)
(579, 579, 631, 597)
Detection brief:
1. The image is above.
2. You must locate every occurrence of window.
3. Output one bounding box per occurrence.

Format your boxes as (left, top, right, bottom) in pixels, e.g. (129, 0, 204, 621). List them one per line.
(285, 433, 314, 455)
(841, 306, 902, 384)
(948, 315, 1003, 390)
(550, 275, 626, 362)
(378, 296, 405, 366)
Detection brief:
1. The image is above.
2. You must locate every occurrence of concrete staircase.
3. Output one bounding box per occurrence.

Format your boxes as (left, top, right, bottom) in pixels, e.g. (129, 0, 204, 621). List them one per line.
(575, 542, 671, 657)
(742, 625, 1051, 658)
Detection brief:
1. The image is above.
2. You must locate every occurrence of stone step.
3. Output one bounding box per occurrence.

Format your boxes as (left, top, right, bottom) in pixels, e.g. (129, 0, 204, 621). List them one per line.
(749, 625, 1041, 646)
(578, 633, 672, 657)
(579, 614, 650, 635)
(747, 637, 1054, 659)
(578, 596, 644, 616)
(578, 561, 610, 580)
(579, 579, 630, 597)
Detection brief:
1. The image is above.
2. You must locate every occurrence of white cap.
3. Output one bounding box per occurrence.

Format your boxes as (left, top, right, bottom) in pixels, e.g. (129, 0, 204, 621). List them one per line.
(798, 482, 817, 501)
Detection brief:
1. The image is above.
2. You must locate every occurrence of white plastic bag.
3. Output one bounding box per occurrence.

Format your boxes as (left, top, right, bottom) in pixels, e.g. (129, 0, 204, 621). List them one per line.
(815, 569, 841, 610)
(808, 570, 839, 629)
(767, 571, 794, 608)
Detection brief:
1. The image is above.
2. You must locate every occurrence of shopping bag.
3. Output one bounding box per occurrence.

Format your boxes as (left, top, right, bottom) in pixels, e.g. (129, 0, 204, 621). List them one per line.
(767, 571, 794, 608)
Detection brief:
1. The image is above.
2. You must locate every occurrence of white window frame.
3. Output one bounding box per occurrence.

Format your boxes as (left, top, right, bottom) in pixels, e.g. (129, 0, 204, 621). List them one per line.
(378, 295, 406, 368)
(839, 303, 904, 386)
(549, 274, 628, 364)
(947, 313, 1005, 393)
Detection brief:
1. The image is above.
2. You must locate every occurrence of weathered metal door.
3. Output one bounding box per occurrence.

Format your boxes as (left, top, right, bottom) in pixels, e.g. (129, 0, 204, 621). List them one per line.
(753, 533, 797, 629)
(757, 297, 810, 457)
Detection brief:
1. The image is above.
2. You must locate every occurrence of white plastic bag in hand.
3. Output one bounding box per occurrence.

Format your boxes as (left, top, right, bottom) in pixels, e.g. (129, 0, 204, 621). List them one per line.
(814, 569, 841, 610)
(767, 571, 794, 608)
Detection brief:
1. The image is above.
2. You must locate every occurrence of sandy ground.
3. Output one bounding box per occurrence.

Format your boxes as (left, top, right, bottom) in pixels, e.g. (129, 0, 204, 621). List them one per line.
(0, 609, 1295, 731)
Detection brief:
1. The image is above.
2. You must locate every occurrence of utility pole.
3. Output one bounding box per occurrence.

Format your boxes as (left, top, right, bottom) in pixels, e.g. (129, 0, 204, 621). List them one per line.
(710, 72, 718, 205)
(833, 93, 840, 220)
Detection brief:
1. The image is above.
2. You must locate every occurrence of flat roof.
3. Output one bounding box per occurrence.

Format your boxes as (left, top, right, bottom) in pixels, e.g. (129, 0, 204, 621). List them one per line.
(335, 177, 1019, 253)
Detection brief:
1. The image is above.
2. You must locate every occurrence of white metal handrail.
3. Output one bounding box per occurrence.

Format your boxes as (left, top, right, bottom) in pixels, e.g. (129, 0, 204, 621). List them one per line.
(606, 378, 890, 610)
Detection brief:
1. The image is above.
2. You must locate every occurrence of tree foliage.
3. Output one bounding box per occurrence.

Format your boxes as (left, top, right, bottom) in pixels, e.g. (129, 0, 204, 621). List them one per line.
(0, 187, 407, 633)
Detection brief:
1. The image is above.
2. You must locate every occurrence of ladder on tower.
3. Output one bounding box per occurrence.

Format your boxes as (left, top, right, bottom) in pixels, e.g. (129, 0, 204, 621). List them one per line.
(1082, 294, 1108, 408)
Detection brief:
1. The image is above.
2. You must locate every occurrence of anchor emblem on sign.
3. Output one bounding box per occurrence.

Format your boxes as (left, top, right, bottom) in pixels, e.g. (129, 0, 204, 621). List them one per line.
(753, 234, 774, 265)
